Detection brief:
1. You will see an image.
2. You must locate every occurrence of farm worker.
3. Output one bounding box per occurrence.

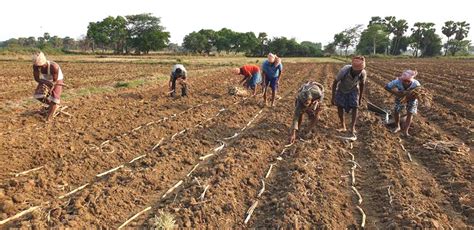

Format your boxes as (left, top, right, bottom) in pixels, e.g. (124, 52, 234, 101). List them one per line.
(289, 81, 324, 144)
(169, 64, 188, 97)
(232, 64, 262, 96)
(261, 53, 283, 107)
(331, 56, 366, 135)
(384, 70, 421, 136)
(32, 51, 64, 121)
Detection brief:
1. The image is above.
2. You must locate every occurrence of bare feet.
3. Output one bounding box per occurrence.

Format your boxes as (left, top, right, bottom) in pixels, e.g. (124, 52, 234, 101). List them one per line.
(392, 126, 401, 133)
(350, 127, 357, 135)
(402, 130, 410, 137)
(336, 128, 347, 133)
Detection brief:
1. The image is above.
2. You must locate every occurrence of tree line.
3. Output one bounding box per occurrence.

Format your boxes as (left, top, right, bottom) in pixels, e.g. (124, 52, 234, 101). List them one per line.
(326, 16, 471, 57)
(182, 29, 322, 56)
(0, 32, 87, 53)
(1, 13, 471, 57)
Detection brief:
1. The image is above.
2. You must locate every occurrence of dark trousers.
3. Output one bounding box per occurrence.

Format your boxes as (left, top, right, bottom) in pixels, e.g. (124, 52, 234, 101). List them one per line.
(171, 76, 187, 96)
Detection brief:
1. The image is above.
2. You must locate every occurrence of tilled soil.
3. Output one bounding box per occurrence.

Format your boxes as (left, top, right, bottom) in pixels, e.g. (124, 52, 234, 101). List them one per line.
(0, 59, 472, 228)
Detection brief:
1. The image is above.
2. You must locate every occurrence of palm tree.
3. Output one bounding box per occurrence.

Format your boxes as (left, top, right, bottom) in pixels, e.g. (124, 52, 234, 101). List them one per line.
(391, 19, 408, 55)
(455, 21, 470, 40)
(442, 21, 457, 55)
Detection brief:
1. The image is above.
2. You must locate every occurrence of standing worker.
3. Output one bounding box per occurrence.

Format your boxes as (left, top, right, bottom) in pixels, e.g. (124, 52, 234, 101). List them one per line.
(384, 70, 421, 136)
(261, 53, 283, 107)
(331, 56, 366, 136)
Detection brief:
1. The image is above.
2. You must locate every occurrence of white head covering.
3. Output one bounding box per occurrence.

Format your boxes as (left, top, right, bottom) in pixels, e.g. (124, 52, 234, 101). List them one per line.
(267, 53, 276, 63)
(32, 51, 47, 66)
(399, 70, 417, 82)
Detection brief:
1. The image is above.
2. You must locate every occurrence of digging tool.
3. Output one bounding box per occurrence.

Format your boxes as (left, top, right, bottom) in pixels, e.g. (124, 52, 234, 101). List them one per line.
(367, 100, 390, 124)
(366, 100, 408, 127)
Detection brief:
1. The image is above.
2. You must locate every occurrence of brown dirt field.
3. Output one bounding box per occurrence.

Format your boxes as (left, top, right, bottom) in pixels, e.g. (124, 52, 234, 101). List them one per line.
(0, 58, 472, 228)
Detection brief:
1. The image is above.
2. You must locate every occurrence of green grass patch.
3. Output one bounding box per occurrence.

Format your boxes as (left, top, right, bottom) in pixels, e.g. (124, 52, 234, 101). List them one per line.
(114, 79, 146, 88)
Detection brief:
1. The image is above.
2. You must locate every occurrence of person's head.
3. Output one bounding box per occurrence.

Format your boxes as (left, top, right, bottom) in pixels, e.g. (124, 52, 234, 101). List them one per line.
(298, 90, 313, 107)
(175, 68, 183, 75)
(351, 56, 366, 74)
(267, 53, 276, 63)
(399, 70, 417, 86)
(32, 51, 47, 67)
(232, 67, 241, 75)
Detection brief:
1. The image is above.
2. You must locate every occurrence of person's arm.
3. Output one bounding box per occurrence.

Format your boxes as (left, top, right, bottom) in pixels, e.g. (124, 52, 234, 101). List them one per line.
(181, 71, 187, 83)
(277, 64, 283, 78)
(359, 81, 364, 105)
(307, 101, 321, 132)
(331, 66, 347, 105)
(331, 80, 338, 105)
(289, 104, 303, 144)
(51, 63, 59, 85)
(261, 63, 267, 85)
(168, 73, 173, 90)
(240, 76, 248, 85)
(406, 81, 421, 100)
(34, 65, 53, 87)
(358, 72, 366, 105)
(33, 66, 41, 83)
(384, 80, 405, 97)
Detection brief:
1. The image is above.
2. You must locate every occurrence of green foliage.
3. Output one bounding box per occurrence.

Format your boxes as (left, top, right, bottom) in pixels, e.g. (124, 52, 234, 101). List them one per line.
(442, 21, 470, 56)
(235, 32, 259, 54)
(126, 13, 170, 54)
(389, 19, 409, 55)
(266, 37, 322, 57)
(333, 25, 363, 56)
(86, 13, 169, 54)
(356, 24, 390, 55)
(215, 28, 237, 52)
(182, 28, 322, 57)
(446, 39, 471, 56)
(410, 22, 442, 57)
(323, 42, 337, 55)
(114, 79, 146, 88)
(183, 31, 209, 54)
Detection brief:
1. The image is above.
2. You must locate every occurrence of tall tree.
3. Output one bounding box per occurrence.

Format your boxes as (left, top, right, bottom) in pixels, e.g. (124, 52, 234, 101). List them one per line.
(195, 29, 216, 54)
(235, 32, 259, 55)
(257, 32, 269, 56)
(182, 31, 208, 54)
(390, 19, 409, 55)
(333, 25, 363, 56)
(442, 21, 457, 55)
(455, 21, 470, 40)
(126, 13, 170, 54)
(357, 24, 390, 55)
(43, 33, 51, 42)
(215, 28, 237, 53)
(442, 21, 471, 55)
(49, 36, 63, 49)
(62, 37, 76, 50)
(410, 22, 442, 57)
(26, 37, 37, 47)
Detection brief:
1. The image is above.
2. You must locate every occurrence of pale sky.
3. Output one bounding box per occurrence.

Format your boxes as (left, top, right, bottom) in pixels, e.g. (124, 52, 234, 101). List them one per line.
(2, 0, 473, 46)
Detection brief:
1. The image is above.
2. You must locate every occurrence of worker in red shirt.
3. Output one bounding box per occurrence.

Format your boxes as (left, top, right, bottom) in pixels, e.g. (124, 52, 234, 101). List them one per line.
(233, 64, 262, 96)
